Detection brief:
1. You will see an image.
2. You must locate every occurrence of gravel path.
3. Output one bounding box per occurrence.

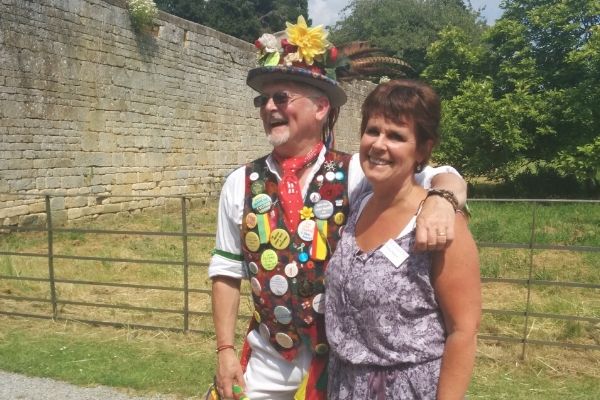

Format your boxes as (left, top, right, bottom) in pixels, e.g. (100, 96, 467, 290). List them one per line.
(0, 371, 198, 400)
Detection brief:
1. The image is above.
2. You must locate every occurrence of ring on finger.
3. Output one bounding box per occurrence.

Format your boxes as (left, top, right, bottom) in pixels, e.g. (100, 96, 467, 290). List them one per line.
(437, 231, 447, 236)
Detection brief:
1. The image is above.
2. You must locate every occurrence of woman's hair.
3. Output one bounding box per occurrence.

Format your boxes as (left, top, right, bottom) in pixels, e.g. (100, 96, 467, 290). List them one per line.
(360, 79, 441, 151)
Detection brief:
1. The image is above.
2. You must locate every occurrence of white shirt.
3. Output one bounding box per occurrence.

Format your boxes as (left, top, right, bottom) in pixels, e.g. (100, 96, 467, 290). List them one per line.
(208, 148, 459, 279)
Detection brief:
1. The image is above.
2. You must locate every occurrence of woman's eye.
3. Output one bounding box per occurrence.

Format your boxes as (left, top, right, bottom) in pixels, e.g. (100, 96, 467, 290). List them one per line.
(364, 128, 379, 136)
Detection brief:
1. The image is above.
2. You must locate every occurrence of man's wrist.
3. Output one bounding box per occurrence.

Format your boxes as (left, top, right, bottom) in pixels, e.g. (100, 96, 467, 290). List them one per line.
(216, 344, 236, 353)
(426, 188, 459, 211)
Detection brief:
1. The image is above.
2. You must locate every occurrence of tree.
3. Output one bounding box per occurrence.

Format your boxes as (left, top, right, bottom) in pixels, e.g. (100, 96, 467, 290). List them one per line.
(155, 0, 309, 42)
(329, 0, 485, 74)
(423, 0, 600, 191)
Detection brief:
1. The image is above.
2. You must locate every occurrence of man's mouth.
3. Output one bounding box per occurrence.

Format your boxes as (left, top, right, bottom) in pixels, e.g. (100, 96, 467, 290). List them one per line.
(269, 117, 288, 128)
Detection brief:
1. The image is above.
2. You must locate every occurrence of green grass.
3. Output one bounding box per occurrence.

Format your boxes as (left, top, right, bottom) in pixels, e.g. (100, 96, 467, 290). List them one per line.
(1, 200, 599, 398)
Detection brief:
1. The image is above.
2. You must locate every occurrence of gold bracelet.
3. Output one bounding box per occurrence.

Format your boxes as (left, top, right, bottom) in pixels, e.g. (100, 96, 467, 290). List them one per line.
(426, 189, 459, 211)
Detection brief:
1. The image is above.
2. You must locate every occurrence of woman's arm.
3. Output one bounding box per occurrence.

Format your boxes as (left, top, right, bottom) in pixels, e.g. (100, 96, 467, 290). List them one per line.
(415, 172, 467, 251)
(432, 213, 481, 400)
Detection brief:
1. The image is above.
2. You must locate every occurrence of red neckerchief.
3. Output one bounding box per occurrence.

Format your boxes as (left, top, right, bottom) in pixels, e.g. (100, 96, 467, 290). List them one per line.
(272, 142, 324, 234)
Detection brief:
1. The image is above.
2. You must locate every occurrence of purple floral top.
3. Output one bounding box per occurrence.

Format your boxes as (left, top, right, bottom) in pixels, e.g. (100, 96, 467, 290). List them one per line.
(325, 193, 446, 366)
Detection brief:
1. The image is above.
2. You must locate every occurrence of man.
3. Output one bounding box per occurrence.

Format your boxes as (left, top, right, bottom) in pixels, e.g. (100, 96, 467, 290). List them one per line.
(210, 17, 467, 400)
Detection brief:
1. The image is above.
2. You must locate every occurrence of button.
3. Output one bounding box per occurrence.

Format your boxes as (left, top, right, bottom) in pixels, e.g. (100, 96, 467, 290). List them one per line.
(306, 261, 315, 270)
(325, 171, 336, 181)
(250, 277, 261, 296)
(251, 180, 265, 195)
(316, 175, 324, 183)
(315, 343, 329, 355)
(312, 293, 325, 314)
(333, 212, 345, 225)
(335, 171, 345, 181)
(298, 252, 309, 263)
(297, 219, 315, 241)
(313, 200, 334, 219)
(284, 262, 299, 278)
(259, 323, 270, 341)
(275, 332, 294, 349)
(249, 172, 260, 181)
(248, 261, 259, 274)
(269, 228, 291, 250)
(260, 249, 278, 270)
(309, 192, 321, 203)
(246, 213, 258, 229)
(254, 310, 261, 323)
(269, 275, 288, 296)
(274, 305, 292, 325)
(335, 199, 344, 207)
(252, 193, 272, 213)
(245, 232, 260, 252)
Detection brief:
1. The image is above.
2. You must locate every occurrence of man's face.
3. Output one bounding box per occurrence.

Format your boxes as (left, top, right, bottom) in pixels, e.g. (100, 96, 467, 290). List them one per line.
(257, 82, 328, 153)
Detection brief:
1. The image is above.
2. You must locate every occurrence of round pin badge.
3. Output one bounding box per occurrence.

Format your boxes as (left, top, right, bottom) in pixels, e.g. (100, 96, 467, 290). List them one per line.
(245, 232, 260, 252)
(333, 212, 345, 225)
(309, 192, 321, 203)
(249, 172, 260, 181)
(297, 219, 316, 241)
(274, 305, 292, 325)
(335, 171, 345, 181)
(252, 193, 272, 213)
(248, 261, 259, 275)
(275, 332, 294, 349)
(260, 249, 278, 270)
(315, 343, 329, 355)
(316, 175, 324, 183)
(269, 229, 291, 250)
(284, 262, 299, 278)
(269, 275, 288, 296)
(312, 293, 325, 314)
(259, 323, 270, 341)
(245, 213, 258, 229)
(250, 277, 261, 296)
(298, 252, 309, 263)
(251, 180, 265, 195)
(335, 198, 344, 207)
(325, 171, 336, 182)
(313, 200, 334, 219)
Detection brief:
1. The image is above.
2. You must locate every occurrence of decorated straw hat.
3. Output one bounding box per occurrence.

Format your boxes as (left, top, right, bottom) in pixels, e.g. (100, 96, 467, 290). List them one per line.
(246, 16, 348, 108)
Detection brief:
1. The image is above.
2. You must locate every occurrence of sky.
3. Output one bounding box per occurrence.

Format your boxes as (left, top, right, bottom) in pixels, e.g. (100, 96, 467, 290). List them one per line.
(308, 0, 504, 28)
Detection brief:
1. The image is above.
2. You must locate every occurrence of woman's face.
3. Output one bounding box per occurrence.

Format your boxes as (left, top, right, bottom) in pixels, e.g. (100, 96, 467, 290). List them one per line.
(359, 114, 430, 189)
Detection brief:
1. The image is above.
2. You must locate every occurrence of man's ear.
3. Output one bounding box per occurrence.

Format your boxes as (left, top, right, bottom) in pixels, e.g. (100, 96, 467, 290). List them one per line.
(314, 96, 331, 123)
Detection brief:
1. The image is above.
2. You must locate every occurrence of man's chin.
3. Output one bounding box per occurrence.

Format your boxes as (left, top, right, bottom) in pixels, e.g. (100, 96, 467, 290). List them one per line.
(267, 132, 290, 147)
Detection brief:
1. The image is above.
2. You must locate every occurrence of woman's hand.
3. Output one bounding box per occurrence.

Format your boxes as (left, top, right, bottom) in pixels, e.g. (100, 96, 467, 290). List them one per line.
(414, 194, 456, 251)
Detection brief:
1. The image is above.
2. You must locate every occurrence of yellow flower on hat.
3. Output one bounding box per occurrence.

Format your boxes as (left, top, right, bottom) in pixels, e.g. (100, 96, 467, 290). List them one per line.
(285, 16, 329, 65)
(300, 206, 314, 220)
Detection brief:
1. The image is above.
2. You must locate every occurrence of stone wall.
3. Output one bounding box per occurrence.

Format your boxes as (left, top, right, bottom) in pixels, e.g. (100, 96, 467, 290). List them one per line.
(0, 0, 373, 226)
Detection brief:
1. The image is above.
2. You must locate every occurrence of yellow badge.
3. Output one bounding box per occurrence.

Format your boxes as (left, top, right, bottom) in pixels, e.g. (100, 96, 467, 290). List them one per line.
(333, 212, 345, 225)
(245, 231, 260, 252)
(260, 249, 278, 270)
(270, 228, 291, 250)
(246, 213, 258, 229)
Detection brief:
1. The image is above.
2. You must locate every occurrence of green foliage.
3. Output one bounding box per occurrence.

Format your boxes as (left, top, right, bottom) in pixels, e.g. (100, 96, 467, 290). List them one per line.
(127, 0, 159, 30)
(329, 0, 485, 74)
(424, 0, 600, 192)
(155, 0, 309, 42)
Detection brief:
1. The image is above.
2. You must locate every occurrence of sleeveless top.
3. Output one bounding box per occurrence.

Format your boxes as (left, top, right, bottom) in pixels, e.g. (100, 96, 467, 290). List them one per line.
(241, 149, 352, 361)
(325, 193, 446, 366)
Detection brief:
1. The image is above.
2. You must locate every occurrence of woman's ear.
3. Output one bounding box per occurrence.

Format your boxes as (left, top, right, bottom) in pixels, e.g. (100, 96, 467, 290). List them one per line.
(418, 139, 434, 164)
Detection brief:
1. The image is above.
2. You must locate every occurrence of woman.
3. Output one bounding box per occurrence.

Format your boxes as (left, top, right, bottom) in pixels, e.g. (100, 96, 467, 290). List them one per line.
(325, 80, 481, 399)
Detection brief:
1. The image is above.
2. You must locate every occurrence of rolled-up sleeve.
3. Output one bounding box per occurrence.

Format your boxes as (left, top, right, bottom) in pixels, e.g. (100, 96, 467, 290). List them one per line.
(208, 167, 246, 279)
(415, 165, 461, 189)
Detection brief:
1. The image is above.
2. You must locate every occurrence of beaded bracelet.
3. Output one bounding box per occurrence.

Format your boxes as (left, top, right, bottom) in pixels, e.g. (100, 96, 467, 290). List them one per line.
(215, 344, 235, 353)
(426, 189, 459, 211)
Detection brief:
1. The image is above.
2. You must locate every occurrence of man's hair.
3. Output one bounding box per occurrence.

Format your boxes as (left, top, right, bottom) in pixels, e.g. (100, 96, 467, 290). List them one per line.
(360, 79, 441, 150)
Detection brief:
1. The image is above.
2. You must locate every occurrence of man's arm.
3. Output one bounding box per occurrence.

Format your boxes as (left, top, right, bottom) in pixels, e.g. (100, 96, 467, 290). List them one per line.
(212, 277, 245, 398)
(415, 171, 467, 251)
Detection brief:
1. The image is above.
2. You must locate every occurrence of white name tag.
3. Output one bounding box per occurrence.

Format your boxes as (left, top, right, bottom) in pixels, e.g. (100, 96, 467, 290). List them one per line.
(379, 239, 409, 268)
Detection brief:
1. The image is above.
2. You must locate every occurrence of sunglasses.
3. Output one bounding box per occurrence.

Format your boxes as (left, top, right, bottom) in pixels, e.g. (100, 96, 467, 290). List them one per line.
(253, 91, 318, 108)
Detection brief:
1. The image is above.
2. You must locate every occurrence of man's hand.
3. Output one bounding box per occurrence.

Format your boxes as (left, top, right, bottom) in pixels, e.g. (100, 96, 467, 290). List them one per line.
(215, 349, 245, 399)
(414, 194, 456, 251)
